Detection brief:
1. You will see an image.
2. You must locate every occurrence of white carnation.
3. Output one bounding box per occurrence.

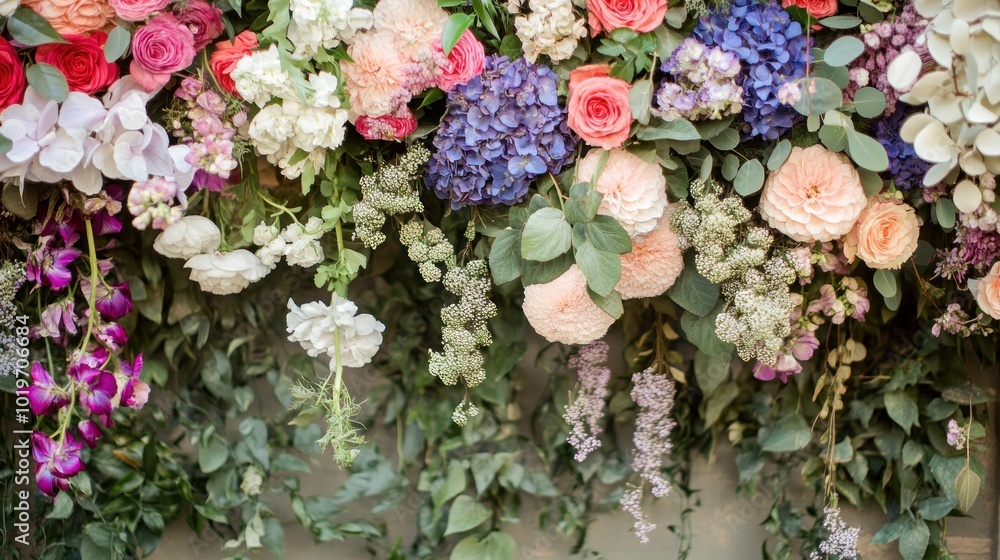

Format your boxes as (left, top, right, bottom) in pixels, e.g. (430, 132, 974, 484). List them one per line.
(232, 45, 291, 107)
(293, 106, 349, 152)
(286, 296, 385, 368)
(152, 216, 221, 259)
(184, 250, 271, 295)
(247, 102, 297, 156)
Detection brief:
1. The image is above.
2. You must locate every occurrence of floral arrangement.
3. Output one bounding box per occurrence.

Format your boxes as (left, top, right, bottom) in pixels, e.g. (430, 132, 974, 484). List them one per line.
(1, 0, 998, 557)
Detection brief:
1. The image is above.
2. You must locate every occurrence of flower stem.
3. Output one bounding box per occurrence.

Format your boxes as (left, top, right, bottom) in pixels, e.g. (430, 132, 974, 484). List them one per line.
(79, 219, 99, 353)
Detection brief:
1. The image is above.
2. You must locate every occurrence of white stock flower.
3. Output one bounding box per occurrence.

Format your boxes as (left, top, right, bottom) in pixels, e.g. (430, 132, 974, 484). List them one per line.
(184, 250, 271, 295)
(288, 0, 372, 59)
(153, 216, 222, 259)
(232, 45, 291, 107)
(294, 105, 349, 152)
(286, 296, 385, 368)
(308, 72, 342, 108)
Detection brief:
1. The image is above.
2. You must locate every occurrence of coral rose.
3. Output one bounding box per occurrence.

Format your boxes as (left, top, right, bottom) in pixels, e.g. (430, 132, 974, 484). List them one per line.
(617, 207, 683, 299)
(35, 32, 120, 95)
(209, 30, 258, 95)
(759, 145, 867, 243)
(974, 262, 1000, 320)
(567, 64, 633, 150)
(782, 0, 837, 19)
(587, 0, 667, 36)
(843, 200, 920, 269)
(436, 30, 486, 93)
(0, 38, 25, 111)
(108, 0, 168, 21)
(523, 265, 615, 345)
(129, 14, 197, 91)
(575, 148, 667, 237)
(342, 31, 408, 118)
(21, 0, 115, 35)
(355, 109, 418, 141)
(175, 0, 224, 49)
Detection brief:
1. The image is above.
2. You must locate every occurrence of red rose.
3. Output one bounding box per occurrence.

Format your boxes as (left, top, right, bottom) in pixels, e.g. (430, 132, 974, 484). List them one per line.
(0, 37, 25, 111)
(355, 109, 418, 142)
(36, 32, 120, 95)
(587, 0, 667, 36)
(567, 64, 633, 150)
(782, 0, 838, 19)
(435, 30, 485, 93)
(175, 0, 224, 50)
(209, 30, 258, 95)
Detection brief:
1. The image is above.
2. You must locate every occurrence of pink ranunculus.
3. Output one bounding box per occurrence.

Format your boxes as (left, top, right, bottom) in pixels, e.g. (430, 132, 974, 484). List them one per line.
(435, 30, 485, 93)
(567, 64, 633, 150)
(355, 109, 418, 141)
(108, 0, 169, 21)
(587, 0, 667, 36)
(129, 14, 197, 91)
(175, 0, 224, 49)
(209, 30, 258, 95)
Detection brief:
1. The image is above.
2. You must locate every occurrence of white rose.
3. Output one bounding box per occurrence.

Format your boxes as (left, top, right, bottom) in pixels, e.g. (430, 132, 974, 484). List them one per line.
(286, 296, 385, 368)
(285, 239, 325, 267)
(153, 216, 221, 259)
(184, 250, 271, 295)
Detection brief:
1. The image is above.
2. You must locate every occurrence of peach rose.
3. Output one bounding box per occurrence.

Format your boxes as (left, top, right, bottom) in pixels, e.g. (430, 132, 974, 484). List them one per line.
(782, 0, 838, 19)
(567, 64, 633, 150)
(759, 145, 867, 243)
(22, 0, 115, 35)
(974, 262, 1000, 320)
(209, 30, 258, 96)
(587, 0, 667, 36)
(843, 200, 920, 269)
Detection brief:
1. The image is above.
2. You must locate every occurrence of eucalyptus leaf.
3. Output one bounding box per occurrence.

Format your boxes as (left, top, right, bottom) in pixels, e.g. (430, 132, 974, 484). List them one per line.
(733, 159, 765, 196)
(846, 130, 889, 172)
(820, 15, 862, 29)
(629, 79, 654, 125)
(853, 87, 887, 118)
(104, 26, 131, 63)
(636, 118, 700, 141)
(489, 229, 522, 285)
(721, 154, 739, 181)
(767, 140, 791, 170)
(8, 7, 68, 46)
(824, 36, 865, 67)
(709, 128, 739, 150)
(26, 63, 69, 103)
(794, 77, 843, 115)
(873, 269, 897, 298)
(935, 198, 956, 229)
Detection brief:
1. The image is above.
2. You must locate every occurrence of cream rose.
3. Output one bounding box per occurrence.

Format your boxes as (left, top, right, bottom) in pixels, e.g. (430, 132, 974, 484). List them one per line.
(152, 216, 221, 259)
(844, 200, 920, 269)
(974, 262, 1000, 320)
(184, 250, 271, 295)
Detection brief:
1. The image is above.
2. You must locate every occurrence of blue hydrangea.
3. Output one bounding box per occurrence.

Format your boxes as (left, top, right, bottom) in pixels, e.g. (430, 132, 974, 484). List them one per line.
(692, 0, 811, 140)
(874, 110, 932, 190)
(425, 55, 577, 209)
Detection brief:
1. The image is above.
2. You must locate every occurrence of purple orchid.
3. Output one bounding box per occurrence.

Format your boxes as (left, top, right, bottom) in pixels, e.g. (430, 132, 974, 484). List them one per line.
(28, 362, 70, 416)
(32, 431, 86, 497)
(120, 354, 149, 410)
(68, 351, 118, 419)
(78, 420, 103, 449)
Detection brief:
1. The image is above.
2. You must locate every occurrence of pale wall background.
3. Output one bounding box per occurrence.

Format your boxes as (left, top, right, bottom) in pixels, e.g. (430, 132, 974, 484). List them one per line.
(151, 332, 1000, 560)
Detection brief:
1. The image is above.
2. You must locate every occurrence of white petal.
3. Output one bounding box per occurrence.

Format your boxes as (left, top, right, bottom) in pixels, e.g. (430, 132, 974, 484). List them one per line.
(38, 128, 85, 173)
(953, 179, 983, 213)
(951, 18, 970, 55)
(975, 127, 1000, 156)
(888, 50, 924, 91)
(914, 120, 959, 163)
(58, 93, 107, 130)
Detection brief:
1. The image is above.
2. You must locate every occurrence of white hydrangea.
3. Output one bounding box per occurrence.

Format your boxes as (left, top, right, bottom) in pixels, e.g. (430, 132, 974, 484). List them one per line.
(288, 0, 373, 60)
(508, 0, 586, 64)
(232, 45, 291, 107)
(286, 296, 385, 368)
(184, 250, 271, 295)
(308, 72, 342, 108)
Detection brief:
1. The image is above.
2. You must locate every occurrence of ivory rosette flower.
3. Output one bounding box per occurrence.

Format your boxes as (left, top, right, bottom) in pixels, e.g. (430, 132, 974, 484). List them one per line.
(576, 149, 667, 237)
(342, 31, 409, 118)
(617, 208, 684, 299)
(974, 262, 1000, 320)
(371, 0, 447, 61)
(152, 216, 222, 259)
(286, 296, 386, 368)
(759, 145, 867, 242)
(184, 250, 270, 295)
(844, 200, 920, 269)
(522, 265, 614, 344)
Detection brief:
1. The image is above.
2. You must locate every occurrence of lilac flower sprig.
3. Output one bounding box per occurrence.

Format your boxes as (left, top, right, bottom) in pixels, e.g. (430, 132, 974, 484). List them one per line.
(563, 341, 611, 462)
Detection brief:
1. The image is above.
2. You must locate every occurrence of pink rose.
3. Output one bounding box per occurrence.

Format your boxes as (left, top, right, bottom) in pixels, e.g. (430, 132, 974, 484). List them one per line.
(567, 64, 633, 150)
(209, 30, 258, 95)
(587, 0, 667, 36)
(175, 0, 224, 49)
(108, 0, 169, 21)
(355, 109, 418, 141)
(782, 0, 838, 19)
(975, 262, 1000, 320)
(129, 14, 197, 91)
(843, 200, 920, 269)
(435, 30, 485, 92)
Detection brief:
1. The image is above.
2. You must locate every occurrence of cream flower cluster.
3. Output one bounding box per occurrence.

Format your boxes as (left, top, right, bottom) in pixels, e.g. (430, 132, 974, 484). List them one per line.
(286, 296, 385, 368)
(507, 0, 586, 63)
(244, 71, 349, 180)
(287, 0, 373, 60)
(152, 216, 271, 295)
(253, 217, 326, 269)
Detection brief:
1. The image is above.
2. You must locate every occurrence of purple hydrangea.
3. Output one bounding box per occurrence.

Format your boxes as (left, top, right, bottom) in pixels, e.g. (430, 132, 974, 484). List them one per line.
(654, 38, 743, 121)
(425, 55, 577, 209)
(693, 0, 811, 140)
(874, 109, 932, 190)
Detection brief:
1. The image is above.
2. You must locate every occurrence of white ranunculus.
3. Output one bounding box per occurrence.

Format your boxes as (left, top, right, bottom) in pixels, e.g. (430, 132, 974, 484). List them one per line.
(286, 296, 385, 368)
(153, 216, 222, 259)
(185, 250, 271, 295)
(284, 238, 325, 267)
